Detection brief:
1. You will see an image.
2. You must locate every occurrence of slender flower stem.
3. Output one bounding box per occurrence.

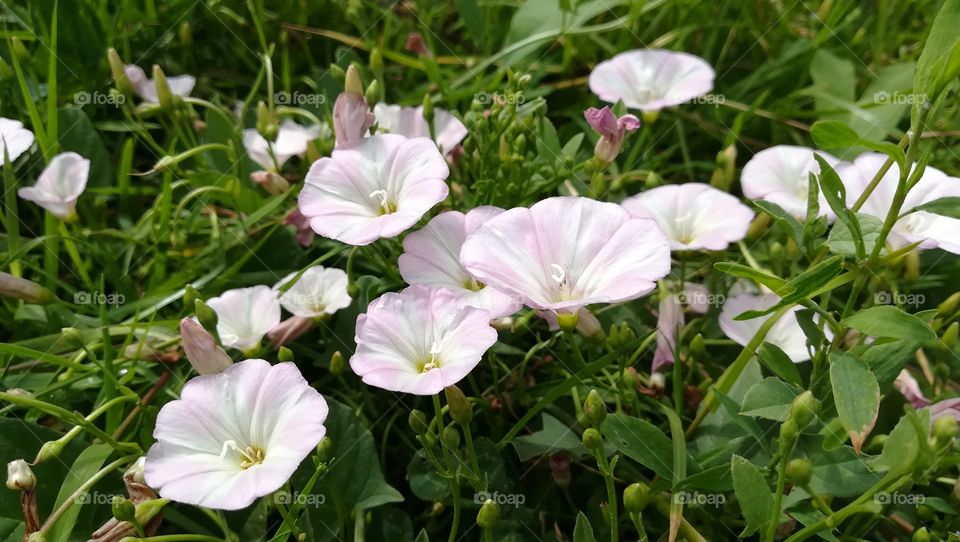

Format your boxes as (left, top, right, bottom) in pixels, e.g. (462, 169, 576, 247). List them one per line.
(40, 454, 142, 533)
(592, 449, 619, 542)
(434, 394, 462, 542)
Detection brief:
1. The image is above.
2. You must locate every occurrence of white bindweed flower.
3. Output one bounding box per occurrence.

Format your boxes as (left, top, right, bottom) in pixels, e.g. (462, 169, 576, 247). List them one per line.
(124, 64, 195, 103)
(17, 152, 90, 220)
(274, 266, 352, 318)
(373, 103, 468, 155)
(740, 145, 841, 219)
(719, 293, 831, 362)
(298, 134, 449, 245)
(205, 286, 281, 352)
(588, 49, 714, 113)
(399, 207, 521, 319)
(351, 285, 497, 395)
(837, 152, 960, 254)
(0, 118, 34, 164)
(144, 359, 328, 510)
(242, 120, 324, 171)
(622, 183, 754, 251)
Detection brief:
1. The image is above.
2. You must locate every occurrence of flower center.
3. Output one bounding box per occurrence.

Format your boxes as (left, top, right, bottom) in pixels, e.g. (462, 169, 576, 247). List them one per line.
(463, 277, 484, 292)
(550, 263, 573, 301)
(674, 211, 696, 245)
(220, 440, 266, 470)
(369, 189, 397, 215)
(417, 342, 443, 373)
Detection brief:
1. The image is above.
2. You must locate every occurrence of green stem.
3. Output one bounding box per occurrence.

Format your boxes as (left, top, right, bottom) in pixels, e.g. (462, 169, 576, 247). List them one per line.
(41, 454, 141, 533)
(595, 450, 619, 542)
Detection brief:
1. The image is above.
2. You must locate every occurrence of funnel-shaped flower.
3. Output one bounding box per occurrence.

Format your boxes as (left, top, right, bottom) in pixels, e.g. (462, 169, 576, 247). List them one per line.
(274, 266, 351, 318)
(351, 285, 497, 395)
(622, 183, 754, 251)
(243, 120, 323, 171)
(0, 118, 34, 164)
(144, 359, 328, 510)
(17, 152, 90, 220)
(374, 103, 467, 155)
(740, 145, 840, 219)
(837, 152, 960, 253)
(460, 197, 671, 315)
(399, 207, 521, 319)
(124, 64, 195, 103)
(719, 293, 829, 362)
(205, 286, 281, 352)
(588, 49, 714, 112)
(298, 134, 449, 245)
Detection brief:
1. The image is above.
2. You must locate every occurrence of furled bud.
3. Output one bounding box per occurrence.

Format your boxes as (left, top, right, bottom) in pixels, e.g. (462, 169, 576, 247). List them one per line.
(943, 321, 958, 350)
(61, 327, 86, 348)
(364, 79, 381, 107)
(183, 285, 200, 309)
(250, 171, 290, 195)
(477, 499, 499, 529)
(0, 272, 53, 304)
(328, 64, 346, 84)
(408, 409, 429, 435)
(789, 391, 819, 428)
(179, 318, 232, 375)
(584, 106, 640, 165)
(112, 496, 137, 523)
(329, 351, 345, 376)
(6, 460, 35, 491)
(151, 65, 175, 110)
(934, 415, 958, 445)
(277, 346, 295, 362)
(256, 101, 278, 142)
(938, 292, 960, 317)
(107, 48, 133, 99)
(785, 458, 812, 487)
(316, 437, 334, 462)
(912, 527, 930, 542)
(442, 426, 461, 449)
(582, 428, 603, 451)
(444, 385, 473, 426)
(582, 389, 607, 428)
(623, 482, 649, 513)
(33, 438, 66, 464)
(369, 48, 384, 75)
(344, 64, 363, 95)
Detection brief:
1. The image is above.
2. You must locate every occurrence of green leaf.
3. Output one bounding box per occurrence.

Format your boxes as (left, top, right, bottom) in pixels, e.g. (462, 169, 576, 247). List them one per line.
(46, 443, 113, 542)
(829, 352, 880, 453)
(740, 377, 802, 421)
(731, 455, 773, 536)
(757, 342, 803, 386)
(860, 339, 921, 390)
(810, 50, 856, 112)
(909, 196, 960, 218)
(754, 200, 803, 246)
(736, 256, 842, 319)
(873, 409, 930, 473)
(455, 0, 486, 48)
(914, 0, 960, 106)
(713, 262, 785, 292)
(826, 213, 883, 258)
(602, 414, 674, 479)
(573, 511, 597, 542)
(513, 413, 591, 461)
(843, 305, 937, 342)
(810, 120, 905, 166)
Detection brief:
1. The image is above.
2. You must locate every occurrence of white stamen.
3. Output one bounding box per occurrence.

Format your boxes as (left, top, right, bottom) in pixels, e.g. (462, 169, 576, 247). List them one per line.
(369, 189, 388, 206)
(219, 439, 239, 458)
(550, 263, 566, 284)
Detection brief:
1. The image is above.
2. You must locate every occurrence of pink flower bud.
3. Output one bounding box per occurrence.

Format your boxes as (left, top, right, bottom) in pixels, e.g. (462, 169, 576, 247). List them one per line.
(584, 106, 640, 163)
(179, 318, 232, 375)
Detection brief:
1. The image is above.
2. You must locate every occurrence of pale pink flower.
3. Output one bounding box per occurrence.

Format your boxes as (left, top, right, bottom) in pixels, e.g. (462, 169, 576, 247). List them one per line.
(622, 183, 754, 251)
(350, 285, 497, 395)
(459, 197, 671, 316)
(740, 145, 841, 219)
(653, 295, 683, 372)
(17, 152, 89, 220)
(124, 64, 195, 103)
(267, 316, 315, 347)
(588, 49, 714, 112)
(179, 318, 232, 375)
(144, 359, 328, 510)
(894, 369, 930, 409)
(242, 120, 324, 171)
(333, 92, 374, 146)
(678, 283, 712, 313)
(929, 398, 960, 423)
(285, 208, 315, 247)
(298, 134, 449, 245)
(205, 286, 281, 352)
(274, 266, 351, 318)
(837, 152, 960, 254)
(374, 103, 467, 155)
(584, 106, 640, 163)
(0, 118, 34, 164)
(399, 207, 521, 319)
(718, 293, 831, 362)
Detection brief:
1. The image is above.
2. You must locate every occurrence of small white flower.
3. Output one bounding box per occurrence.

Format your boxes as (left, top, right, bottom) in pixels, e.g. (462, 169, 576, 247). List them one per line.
(242, 120, 325, 171)
(205, 286, 281, 351)
(17, 152, 90, 220)
(274, 266, 352, 318)
(124, 64, 195, 103)
(0, 118, 34, 164)
(588, 49, 715, 112)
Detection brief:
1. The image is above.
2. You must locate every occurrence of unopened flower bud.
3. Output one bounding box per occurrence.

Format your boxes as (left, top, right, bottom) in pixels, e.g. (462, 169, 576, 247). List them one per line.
(444, 385, 473, 426)
(364, 79, 381, 107)
(582, 389, 607, 428)
(344, 65, 363, 95)
(623, 482, 649, 513)
(179, 318, 232, 375)
(33, 439, 66, 464)
(183, 285, 200, 309)
(277, 346, 295, 362)
(905, 251, 920, 283)
(107, 48, 133, 99)
(649, 372, 666, 391)
(582, 428, 603, 451)
(6, 460, 35, 491)
(934, 416, 958, 444)
(179, 21, 193, 46)
(746, 213, 770, 239)
(785, 458, 812, 487)
(943, 321, 958, 350)
(912, 527, 930, 542)
(194, 300, 219, 335)
(780, 418, 799, 443)
(477, 499, 499, 529)
(329, 64, 346, 84)
(689, 333, 705, 359)
(369, 48, 384, 75)
(250, 171, 290, 195)
(329, 351, 345, 376)
(549, 452, 571, 488)
(152, 65, 175, 110)
(442, 426, 460, 449)
(0, 272, 53, 304)
(408, 409, 429, 435)
(125, 457, 146, 485)
(111, 496, 137, 523)
(316, 437, 333, 462)
(422, 94, 435, 126)
(61, 327, 86, 348)
(789, 391, 818, 428)
(256, 101, 278, 142)
(938, 292, 960, 317)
